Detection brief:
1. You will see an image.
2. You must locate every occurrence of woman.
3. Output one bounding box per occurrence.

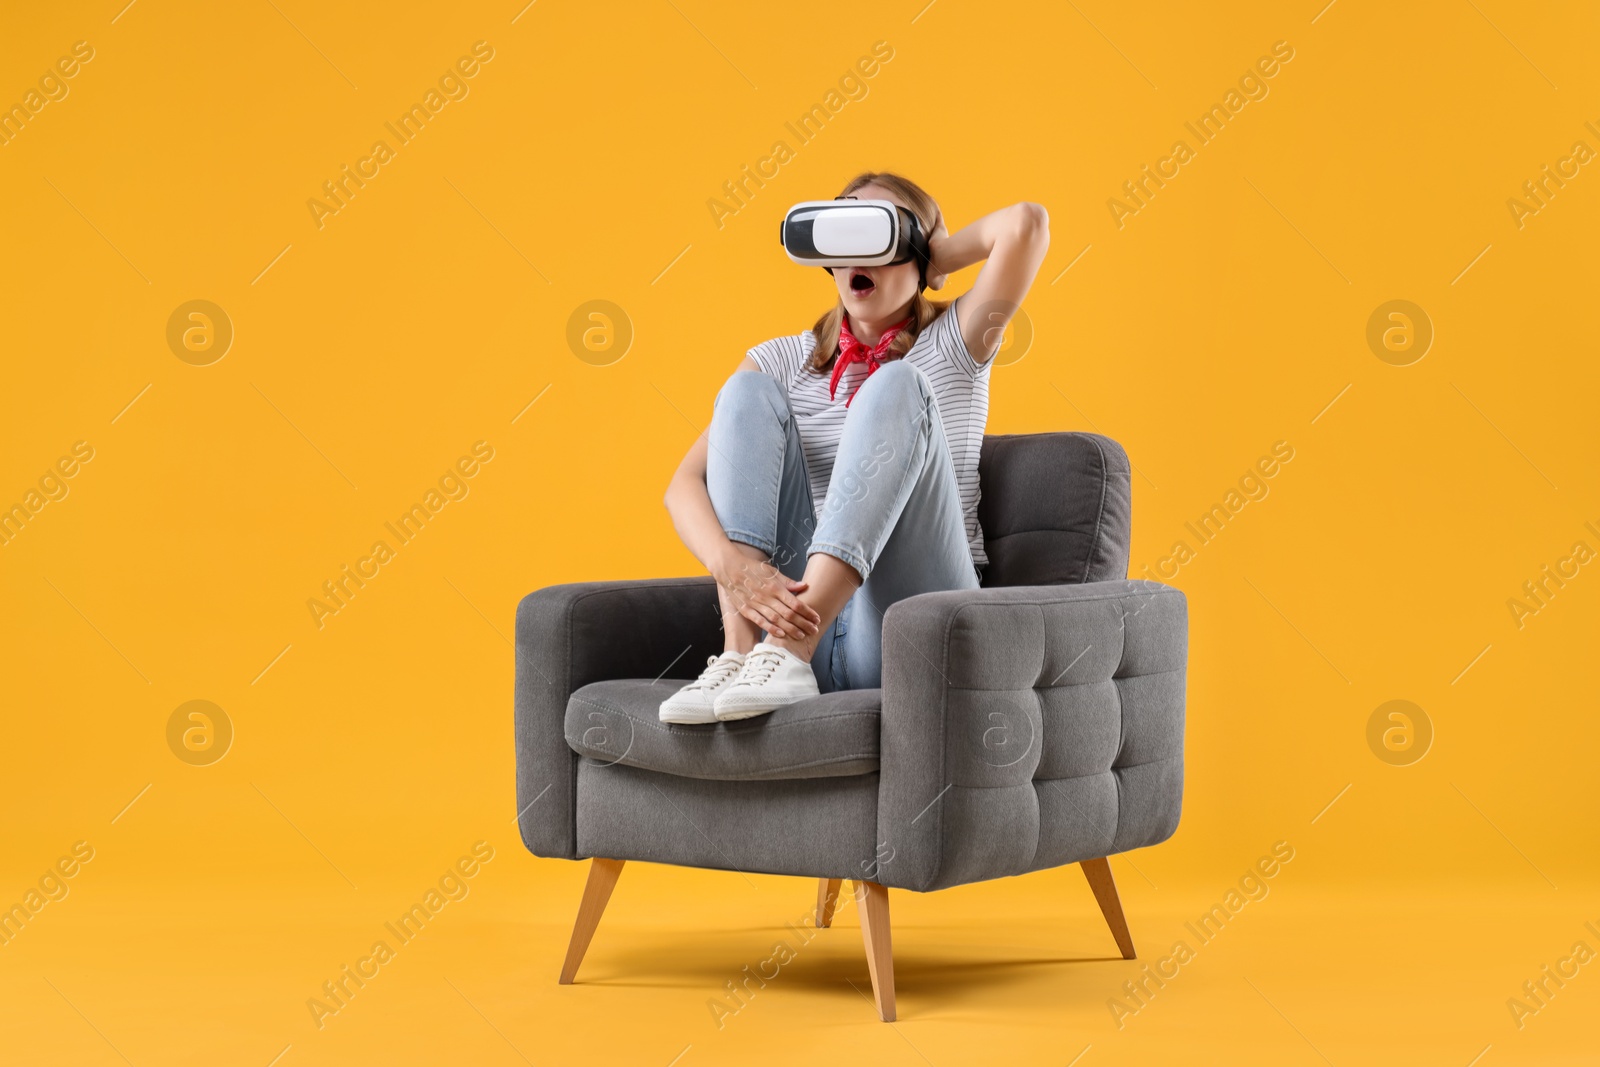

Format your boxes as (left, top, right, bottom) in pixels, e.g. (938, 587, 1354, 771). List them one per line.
(661, 171, 1049, 723)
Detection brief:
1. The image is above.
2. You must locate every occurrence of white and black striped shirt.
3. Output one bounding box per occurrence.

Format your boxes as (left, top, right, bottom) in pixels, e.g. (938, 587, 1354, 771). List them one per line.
(747, 295, 991, 568)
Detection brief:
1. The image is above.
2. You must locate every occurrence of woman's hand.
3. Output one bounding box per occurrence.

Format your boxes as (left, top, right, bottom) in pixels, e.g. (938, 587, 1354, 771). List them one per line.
(924, 210, 950, 291)
(713, 547, 822, 640)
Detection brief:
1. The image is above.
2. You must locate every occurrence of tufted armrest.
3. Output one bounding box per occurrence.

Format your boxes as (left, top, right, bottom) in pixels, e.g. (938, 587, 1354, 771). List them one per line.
(514, 577, 723, 859)
(872, 580, 1187, 892)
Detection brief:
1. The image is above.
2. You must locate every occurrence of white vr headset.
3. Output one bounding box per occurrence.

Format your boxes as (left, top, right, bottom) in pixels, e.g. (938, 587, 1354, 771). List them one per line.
(780, 198, 932, 290)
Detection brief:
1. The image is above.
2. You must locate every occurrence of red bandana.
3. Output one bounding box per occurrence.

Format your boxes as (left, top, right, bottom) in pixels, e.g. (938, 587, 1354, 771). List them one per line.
(830, 316, 912, 406)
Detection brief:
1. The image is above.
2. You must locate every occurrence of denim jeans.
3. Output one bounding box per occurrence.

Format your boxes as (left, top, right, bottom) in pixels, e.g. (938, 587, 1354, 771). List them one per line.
(705, 361, 981, 692)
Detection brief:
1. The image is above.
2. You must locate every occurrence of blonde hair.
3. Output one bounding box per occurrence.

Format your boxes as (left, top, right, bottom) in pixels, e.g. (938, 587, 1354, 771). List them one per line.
(807, 172, 949, 373)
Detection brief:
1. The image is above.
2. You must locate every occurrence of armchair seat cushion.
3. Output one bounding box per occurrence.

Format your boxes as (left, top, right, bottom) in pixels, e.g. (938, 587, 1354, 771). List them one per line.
(564, 679, 882, 782)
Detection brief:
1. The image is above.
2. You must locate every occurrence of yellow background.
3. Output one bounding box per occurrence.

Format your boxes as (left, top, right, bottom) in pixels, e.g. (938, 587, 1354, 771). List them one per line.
(2, 0, 1596, 1062)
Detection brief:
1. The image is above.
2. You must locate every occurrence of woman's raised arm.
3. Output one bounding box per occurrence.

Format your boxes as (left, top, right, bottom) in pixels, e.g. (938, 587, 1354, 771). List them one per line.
(927, 201, 1051, 364)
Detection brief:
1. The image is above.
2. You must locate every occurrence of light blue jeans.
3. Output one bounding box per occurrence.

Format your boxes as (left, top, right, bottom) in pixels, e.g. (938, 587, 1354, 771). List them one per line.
(706, 362, 980, 692)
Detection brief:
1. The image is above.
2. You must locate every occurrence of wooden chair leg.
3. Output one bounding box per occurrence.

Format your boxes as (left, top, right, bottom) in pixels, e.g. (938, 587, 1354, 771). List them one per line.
(1080, 857, 1136, 959)
(816, 877, 843, 928)
(853, 880, 896, 1022)
(558, 858, 625, 984)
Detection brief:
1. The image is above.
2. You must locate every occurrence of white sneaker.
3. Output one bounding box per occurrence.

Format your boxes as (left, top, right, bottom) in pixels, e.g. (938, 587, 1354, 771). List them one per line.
(713, 641, 819, 720)
(659, 651, 747, 724)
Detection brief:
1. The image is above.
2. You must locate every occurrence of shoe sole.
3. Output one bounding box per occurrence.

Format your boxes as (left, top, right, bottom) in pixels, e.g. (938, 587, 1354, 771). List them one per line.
(659, 705, 718, 725)
(712, 704, 777, 721)
(713, 692, 817, 720)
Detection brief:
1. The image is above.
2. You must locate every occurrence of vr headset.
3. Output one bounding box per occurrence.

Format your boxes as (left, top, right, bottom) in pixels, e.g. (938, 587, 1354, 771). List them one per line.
(779, 197, 932, 291)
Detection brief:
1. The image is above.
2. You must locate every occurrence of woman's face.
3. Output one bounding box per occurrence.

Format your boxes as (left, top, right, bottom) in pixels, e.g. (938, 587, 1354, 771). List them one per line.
(833, 183, 923, 323)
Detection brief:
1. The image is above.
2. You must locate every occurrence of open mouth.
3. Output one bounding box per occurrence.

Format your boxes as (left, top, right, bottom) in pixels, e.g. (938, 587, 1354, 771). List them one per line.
(848, 269, 876, 297)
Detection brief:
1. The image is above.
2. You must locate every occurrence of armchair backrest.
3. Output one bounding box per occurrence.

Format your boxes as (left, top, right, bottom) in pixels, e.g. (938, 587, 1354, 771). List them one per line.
(976, 432, 1132, 587)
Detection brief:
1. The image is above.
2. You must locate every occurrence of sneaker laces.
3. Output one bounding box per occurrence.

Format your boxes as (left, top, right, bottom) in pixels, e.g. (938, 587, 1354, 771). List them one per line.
(685, 655, 743, 692)
(736, 647, 786, 685)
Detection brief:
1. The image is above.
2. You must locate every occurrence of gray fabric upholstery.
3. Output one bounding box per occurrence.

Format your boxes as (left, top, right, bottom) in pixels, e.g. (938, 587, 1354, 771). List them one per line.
(566, 680, 882, 781)
(576, 759, 879, 880)
(872, 579, 1186, 891)
(978, 432, 1131, 587)
(514, 433, 1187, 894)
(514, 578, 722, 859)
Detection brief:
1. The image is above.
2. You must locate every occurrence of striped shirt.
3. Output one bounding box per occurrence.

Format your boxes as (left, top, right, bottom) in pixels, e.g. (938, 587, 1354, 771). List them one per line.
(746, 295, 991, 568)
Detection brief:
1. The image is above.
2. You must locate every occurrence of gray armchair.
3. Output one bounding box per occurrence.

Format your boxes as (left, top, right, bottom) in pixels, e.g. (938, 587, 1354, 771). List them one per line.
(514, 432, 1188, 1020)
